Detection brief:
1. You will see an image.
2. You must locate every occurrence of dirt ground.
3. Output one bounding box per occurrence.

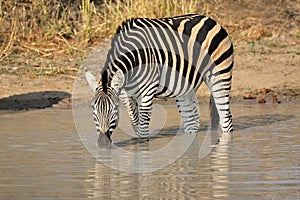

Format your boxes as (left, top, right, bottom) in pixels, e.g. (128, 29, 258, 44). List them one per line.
(0, 0, 299, 109)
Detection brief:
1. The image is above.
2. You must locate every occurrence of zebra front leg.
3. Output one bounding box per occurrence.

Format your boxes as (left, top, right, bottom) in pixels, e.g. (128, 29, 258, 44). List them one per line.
(136, 97, 154, 141)
(120, 90, 138, 132)
(176, 91, 200, 134)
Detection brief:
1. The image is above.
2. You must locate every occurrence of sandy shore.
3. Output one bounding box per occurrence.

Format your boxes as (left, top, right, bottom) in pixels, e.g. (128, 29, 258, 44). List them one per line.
(0, 38, 299, 110)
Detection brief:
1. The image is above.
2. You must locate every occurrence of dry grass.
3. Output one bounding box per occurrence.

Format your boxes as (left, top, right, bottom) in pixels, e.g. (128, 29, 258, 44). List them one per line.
(1, 0, 298, 77)
(0, 0, 79, 61)
(100, 0, 200, 36)
(0, 0, 202, 74)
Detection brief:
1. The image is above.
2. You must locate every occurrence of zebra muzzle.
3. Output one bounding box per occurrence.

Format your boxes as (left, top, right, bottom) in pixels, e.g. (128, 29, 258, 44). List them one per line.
(97, 131, 112, 148)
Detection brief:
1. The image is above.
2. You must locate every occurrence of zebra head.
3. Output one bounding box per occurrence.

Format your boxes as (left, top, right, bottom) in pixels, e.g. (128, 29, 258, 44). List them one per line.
(85, 68, 124, 147)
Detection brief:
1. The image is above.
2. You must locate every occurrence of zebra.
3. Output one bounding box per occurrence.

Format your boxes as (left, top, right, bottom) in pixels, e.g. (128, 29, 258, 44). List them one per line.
(85, 14, 233, 145)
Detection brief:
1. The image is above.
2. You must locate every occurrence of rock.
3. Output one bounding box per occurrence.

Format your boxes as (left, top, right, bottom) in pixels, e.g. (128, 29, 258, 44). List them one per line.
(244, 92, 255, 99)
(255, 88, 262, 94)
(246, 23, 267, 40)
(256, 88, 271, 94)
(257, 97, 266, 103)
(272, 96, 281, 104)
(261, 88, 271, 94)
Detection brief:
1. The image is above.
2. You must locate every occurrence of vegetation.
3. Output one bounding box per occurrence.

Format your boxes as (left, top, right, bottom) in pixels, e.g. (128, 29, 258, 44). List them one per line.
(0, 0, 200, 62)
(0, 0, 298, 77)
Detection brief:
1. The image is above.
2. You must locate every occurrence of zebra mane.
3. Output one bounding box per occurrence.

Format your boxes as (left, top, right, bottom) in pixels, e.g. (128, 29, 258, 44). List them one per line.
(101, 70, 108, 93)
(100, 18, 136, 94)
(116, 18, 136, 34)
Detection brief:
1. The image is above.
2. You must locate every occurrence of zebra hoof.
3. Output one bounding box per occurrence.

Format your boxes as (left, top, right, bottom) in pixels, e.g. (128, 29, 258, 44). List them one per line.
(221, 127, 233, 133)
(138, 137, 149, 143)
(184, 127, 199, 134)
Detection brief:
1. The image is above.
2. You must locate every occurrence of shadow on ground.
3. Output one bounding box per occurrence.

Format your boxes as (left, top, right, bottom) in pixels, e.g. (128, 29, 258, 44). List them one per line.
(0, 91, 71, 110)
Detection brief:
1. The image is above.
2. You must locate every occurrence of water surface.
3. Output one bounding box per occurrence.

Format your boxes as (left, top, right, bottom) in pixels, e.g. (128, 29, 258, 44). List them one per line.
(1, 104, 299, 199)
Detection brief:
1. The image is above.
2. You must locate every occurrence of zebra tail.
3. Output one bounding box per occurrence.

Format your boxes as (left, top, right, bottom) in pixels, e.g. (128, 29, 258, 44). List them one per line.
(198, 94, 220, 158)
(209, 95, 219, 132)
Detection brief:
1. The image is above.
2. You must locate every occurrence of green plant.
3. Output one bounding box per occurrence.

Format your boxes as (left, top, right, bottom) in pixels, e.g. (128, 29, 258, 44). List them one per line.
(247, 40, 255, 54)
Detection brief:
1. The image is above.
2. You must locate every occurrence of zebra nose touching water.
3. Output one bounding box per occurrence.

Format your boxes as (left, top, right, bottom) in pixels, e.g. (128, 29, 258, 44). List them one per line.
(85, 14, 233, 147)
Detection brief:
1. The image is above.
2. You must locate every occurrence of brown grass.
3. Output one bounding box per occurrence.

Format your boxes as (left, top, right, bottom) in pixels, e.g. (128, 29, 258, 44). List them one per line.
(0, 0, 202, 72)
(1, 0, 298, 77)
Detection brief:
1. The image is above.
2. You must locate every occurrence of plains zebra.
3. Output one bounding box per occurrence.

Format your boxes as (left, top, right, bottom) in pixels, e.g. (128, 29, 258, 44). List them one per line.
(85, 14, 233, 145)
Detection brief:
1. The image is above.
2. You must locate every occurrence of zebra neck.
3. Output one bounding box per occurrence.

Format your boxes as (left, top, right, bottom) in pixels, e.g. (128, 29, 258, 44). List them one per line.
(102, 67, 126, 94)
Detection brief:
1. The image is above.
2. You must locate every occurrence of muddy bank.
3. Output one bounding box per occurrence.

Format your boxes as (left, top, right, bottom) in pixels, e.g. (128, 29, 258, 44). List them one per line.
(0, 75, 298, 111)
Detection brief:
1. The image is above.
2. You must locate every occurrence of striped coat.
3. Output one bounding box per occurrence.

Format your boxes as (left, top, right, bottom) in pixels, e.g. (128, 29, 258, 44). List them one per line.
(85, 14, 233, 144)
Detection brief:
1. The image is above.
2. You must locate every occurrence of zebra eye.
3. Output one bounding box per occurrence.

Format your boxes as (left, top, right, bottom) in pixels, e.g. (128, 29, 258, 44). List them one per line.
(113, 105, 119, 112)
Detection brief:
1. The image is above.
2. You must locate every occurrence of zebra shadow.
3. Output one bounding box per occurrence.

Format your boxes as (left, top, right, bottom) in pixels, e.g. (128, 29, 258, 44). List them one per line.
(0, 91, 71, 111)
(113, 130, 179, 147)
(113, 113, 296, 147)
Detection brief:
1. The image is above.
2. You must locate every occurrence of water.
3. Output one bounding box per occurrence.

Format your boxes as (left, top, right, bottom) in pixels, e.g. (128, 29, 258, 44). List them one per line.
(1, 104, 300, 199)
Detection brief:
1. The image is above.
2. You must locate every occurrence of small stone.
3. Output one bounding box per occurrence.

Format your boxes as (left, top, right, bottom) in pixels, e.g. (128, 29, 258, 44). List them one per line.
(261, 88, 271, 94)
(255, 88, 262, 94)
(272, 96, 280, 104)
(244, 92, 255, 99)
(257, 97, 266, 103)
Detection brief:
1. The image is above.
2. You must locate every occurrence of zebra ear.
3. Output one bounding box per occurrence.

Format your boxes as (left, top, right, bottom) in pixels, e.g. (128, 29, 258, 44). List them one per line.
(111, 71, 124, 93)
(84, 67, 98, 92)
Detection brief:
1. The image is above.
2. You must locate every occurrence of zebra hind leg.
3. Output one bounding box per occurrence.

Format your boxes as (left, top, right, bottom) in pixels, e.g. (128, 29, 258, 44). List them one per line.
(205, 75, 233, 133)
(176, 91, 200, 134)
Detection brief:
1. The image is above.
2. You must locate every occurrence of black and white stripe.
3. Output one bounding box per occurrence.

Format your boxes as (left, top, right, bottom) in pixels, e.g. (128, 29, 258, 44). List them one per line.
(92, 87, 119, 141)
(89, 14, 233, 141)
